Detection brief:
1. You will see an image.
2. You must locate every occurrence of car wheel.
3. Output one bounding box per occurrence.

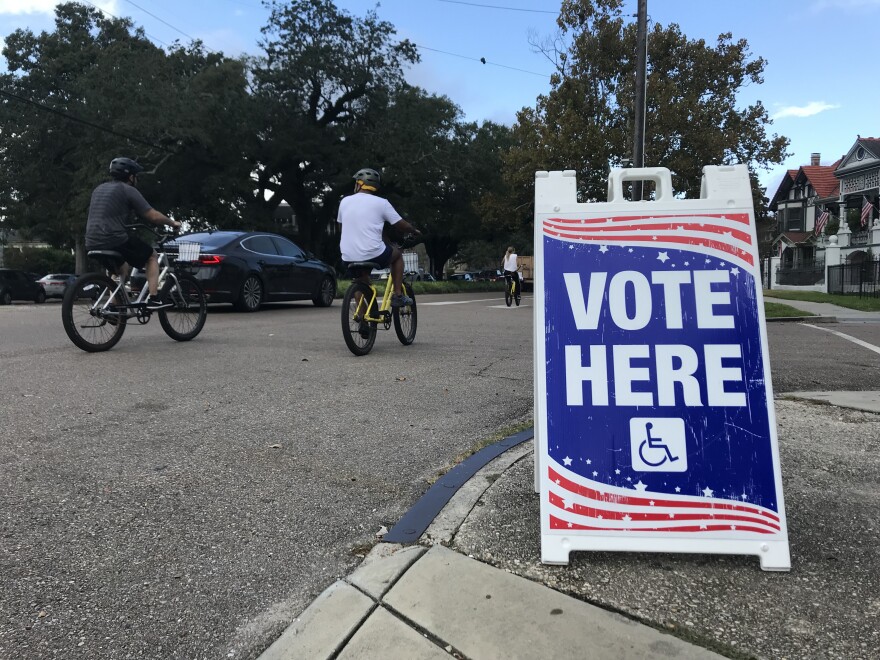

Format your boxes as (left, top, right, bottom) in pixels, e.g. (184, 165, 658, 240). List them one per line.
(0, 290, 11, 305)
(34, 289, 46, 304)
(234, 274, 263, 312)
(312, 275, 336, 307)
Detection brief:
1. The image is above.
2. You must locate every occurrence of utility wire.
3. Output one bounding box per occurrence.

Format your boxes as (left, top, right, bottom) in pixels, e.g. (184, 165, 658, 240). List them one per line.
(81, 0, 172, 48)
(121, 0, 220, 54)
(413, 43, 550, 78)
(0, 89, 175, 152)
(436, 0, 557, 14)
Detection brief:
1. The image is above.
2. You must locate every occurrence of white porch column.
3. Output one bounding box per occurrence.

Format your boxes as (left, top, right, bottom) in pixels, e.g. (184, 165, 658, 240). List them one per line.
(824, 235, 841, 294)
(769, 256, 781, 289)
(838, 202, 851, 247)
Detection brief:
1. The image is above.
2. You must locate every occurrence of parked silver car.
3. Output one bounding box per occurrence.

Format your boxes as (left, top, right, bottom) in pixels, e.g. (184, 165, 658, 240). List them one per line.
(37, 273, 76, 299)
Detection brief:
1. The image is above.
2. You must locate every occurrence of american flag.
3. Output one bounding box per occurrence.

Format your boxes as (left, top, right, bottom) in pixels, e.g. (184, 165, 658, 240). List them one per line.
(815, 207, 829, 235)
(862, 196, 874, 228)
(547, 460, 782, 535)
(541, 212, 755, 270)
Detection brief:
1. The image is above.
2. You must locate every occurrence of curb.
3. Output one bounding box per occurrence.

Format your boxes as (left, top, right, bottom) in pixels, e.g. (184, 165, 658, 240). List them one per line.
(765, 315, 837, 323)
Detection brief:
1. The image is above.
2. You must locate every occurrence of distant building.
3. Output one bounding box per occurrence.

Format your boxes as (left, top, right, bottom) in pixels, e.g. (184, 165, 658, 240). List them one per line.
(767, 137, 880, 291)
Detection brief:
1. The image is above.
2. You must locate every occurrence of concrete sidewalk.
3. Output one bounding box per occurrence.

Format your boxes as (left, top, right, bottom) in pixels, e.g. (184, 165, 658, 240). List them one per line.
(258, 392, 880, 660)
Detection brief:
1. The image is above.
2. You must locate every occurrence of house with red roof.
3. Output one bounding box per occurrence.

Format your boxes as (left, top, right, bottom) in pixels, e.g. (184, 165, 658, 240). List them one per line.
(768, 137, 880, 291)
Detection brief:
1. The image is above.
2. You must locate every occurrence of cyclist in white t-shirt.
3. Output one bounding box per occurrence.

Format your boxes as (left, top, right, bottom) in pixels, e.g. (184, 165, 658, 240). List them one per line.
(502, 246, 520, 302)
(338, 168, 420, 307)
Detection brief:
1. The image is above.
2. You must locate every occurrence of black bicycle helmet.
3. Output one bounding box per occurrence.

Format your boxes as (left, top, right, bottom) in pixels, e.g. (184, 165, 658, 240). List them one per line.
(109, 157, 144, 180)
(353, 168, 381, 190)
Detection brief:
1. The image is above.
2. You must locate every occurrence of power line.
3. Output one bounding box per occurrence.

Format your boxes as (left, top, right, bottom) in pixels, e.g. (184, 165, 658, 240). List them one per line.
(121, 0, 220, 54)
(80, 0, 172, 48)
(412, 43, 550, 78)
(436, 0, 557, 14)
(0, 89, 175, 152)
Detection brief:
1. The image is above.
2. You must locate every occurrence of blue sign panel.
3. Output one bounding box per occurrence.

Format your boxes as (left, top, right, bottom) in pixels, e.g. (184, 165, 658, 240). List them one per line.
(535, 167, 790, 570)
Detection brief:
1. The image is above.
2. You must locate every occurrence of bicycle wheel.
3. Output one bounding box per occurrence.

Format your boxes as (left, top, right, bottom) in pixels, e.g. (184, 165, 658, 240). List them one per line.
(342, 281, 377, 356)
(158, 273, 207, 341)
(505, 283, 513, 307)
(393, 282, 417, 345)
(61, 273, 128, 352)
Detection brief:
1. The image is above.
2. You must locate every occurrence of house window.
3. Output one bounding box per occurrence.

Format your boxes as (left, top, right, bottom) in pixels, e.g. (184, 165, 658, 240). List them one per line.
(781, 207, 804, 231)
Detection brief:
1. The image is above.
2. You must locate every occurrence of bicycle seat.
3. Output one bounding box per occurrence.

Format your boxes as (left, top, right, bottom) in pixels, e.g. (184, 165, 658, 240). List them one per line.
(88, 249, 124, 260)
(348, 261, 380, 270)
(88, 250, 126, 273)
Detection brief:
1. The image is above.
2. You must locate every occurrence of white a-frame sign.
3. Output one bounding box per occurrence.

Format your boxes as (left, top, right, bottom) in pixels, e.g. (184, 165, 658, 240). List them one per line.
(534, 166, 790, 571)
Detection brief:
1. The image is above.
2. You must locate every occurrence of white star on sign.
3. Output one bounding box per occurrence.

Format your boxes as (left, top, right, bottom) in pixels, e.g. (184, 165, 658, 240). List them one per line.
(705, 258, 711, 263)
(628, 248, 634, 253)
(586, 459, 592, 465)
(741, 493, 748, 501)
(563, 456, 573, 466)
(700, 524, 708, 530)
(649, 500, 655, 506)
(683, 261, 690, 266)
(555, 479, 561, 484)
(634, 480, 648, 491)
(623, 514, 632, 522)
(657, 251, 669, 263)
(731, 267, 740, 276)
(568, 522, 573, 528)
(563, 498, 573, 509)
(614, 469, 621, 475)
(731, 525, 737, 530)
(592, 471, 598, 477)
(669, 513, 675, 519)
(703, 487, 714, 497)
(674, 486, 681, 493)
(598, 514, 603, 520)
(599, 245, 609, 253)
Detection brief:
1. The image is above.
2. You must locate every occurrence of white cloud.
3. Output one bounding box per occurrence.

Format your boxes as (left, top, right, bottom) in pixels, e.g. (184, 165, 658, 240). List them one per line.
(771, 101, 840, 120)
(0, 0, 117, 16)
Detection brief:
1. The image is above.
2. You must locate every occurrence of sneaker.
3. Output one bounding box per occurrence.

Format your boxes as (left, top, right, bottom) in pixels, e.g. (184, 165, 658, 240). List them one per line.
(145, 295, 172, 310)
(391, 293, 414, 308)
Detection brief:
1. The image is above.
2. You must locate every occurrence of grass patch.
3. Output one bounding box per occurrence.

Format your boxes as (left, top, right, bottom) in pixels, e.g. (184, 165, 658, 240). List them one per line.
(763, 289, 880, 311)
(427, 420, 534, 485)
(764, 302, 815, 318)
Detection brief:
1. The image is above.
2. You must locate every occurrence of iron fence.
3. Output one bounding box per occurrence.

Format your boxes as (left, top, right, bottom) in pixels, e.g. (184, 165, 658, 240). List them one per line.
(776, 260, 825, 286)
(827, 260, 880, 297)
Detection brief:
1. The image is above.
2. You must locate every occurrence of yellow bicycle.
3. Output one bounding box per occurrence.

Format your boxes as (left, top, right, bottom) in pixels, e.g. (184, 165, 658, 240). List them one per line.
(341, 266, 417, 356)
(504, 271, 521, 307)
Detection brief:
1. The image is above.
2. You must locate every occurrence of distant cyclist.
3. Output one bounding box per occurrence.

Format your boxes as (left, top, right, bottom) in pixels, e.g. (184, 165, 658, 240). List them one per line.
(502, 246, 521, 302)
(337, 168, 420, 307)
(85, 157, 180, 309)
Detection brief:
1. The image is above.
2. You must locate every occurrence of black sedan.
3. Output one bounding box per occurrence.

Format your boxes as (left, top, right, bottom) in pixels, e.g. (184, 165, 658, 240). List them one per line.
(0, 268, 46, 304)
(166, 231, 337, 312)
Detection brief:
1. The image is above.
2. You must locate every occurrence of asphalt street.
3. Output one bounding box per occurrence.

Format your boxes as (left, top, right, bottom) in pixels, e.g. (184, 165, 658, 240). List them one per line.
(3, 295, 880, 659)
(1, 294, 533, 660)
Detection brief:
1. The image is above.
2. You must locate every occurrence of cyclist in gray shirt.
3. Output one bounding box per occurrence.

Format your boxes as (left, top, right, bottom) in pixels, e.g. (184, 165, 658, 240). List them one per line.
(85, 157, 180, 309)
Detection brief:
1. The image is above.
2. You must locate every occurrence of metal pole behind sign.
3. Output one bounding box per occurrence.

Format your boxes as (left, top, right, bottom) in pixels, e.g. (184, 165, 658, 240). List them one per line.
(633, 0, 648, 201)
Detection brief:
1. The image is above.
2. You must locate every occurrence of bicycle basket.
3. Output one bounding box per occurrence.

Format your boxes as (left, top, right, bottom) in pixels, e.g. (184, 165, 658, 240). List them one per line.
(176, 241, 201, 262)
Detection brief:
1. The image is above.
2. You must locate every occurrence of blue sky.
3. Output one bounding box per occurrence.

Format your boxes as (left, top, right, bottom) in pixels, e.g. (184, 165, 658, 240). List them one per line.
(2, 0, 879, 198)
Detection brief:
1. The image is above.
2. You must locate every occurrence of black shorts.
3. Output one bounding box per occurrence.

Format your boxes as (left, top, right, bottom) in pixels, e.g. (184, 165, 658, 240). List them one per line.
(114, 235, 154, 270)
(343, 244, 393, 272)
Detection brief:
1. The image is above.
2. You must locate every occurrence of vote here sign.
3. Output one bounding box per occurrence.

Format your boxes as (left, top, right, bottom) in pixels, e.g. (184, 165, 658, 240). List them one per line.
(534, 166, 790, 571)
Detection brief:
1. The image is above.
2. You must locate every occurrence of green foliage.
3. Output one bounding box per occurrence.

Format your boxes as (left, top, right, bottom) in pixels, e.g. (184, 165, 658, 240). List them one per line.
(3, 247, 75, 275)
(495, 0, 789, 239)
(0, 3, 254, 255)
(763, 302, 815, 318)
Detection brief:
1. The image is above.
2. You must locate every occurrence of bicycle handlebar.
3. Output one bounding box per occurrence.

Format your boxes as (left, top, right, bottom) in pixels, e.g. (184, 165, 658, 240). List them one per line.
(124, 223, 179, 245)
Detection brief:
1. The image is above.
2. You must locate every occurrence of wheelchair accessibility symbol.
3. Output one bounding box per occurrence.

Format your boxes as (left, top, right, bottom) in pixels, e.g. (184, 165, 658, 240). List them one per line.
(630, 418, 688, 472)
